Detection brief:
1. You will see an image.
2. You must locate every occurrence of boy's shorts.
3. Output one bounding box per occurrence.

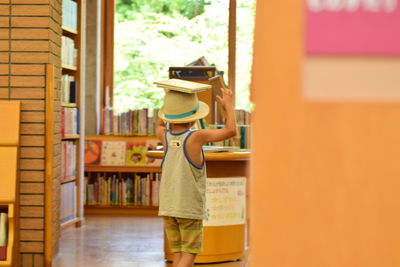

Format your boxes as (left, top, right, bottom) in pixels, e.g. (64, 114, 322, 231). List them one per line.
(163, 216, 203, 254)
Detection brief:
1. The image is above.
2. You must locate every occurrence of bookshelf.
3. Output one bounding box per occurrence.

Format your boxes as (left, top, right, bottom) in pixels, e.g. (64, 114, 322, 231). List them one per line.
(60, 0, 85, 230)
(84, 135, 161, 216)
(0, 101, 20, 267)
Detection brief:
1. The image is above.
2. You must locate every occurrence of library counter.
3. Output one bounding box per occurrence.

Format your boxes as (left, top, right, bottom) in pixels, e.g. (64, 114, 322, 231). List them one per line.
(147, 150, 250, 263)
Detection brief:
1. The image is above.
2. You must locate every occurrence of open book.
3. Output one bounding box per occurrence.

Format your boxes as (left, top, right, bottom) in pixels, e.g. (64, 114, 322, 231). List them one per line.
(154, 79, 211, 93)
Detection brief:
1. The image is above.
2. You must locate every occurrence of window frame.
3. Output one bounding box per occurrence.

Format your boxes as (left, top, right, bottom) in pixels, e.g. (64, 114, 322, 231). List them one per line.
(100, 0, 237, 131)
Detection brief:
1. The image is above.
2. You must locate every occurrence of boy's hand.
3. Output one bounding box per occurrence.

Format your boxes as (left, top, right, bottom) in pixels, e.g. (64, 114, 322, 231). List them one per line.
(216, 88, 234, 109)
(196, 87, 237, 144)
(157, 118, 166, 127)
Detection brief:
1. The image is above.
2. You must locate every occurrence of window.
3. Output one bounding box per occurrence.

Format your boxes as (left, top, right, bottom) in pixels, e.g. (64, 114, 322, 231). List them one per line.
(102, 0, 255, 115)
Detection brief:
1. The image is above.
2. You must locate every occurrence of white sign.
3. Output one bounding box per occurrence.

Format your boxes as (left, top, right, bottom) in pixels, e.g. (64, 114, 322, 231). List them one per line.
(203, 177, 246, 227)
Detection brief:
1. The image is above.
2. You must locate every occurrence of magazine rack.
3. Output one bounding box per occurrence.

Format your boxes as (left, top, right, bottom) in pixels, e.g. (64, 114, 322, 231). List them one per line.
(0, 101, 20, 267)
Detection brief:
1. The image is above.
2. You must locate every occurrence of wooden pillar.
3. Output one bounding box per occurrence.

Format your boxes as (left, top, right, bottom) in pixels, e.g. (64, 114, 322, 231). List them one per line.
(228, 0, 236, 96)
(251, 0, 400, 266)
(0, 1, 62, 266)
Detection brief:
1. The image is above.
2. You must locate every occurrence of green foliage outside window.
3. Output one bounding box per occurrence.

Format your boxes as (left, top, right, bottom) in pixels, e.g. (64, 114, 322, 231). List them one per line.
(114, 0, 255, 113)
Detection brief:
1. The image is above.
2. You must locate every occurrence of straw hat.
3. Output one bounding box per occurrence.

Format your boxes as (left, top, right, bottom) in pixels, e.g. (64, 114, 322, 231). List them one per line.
(158, 90, 209, 123)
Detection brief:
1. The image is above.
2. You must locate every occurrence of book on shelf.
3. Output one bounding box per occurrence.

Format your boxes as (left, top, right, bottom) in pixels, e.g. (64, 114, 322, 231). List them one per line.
(60, 182, 77, 224)
(84, 140, 102, 165)
(126, 142, 147, 166)
(100, 141, 126, 165)
(62, 74, 77, 105)
(85, 139, 162, 166)
(102, 108, 159, 136)
(206, 124, 251, 149)
(209, 75, 227, 124)
(62, 0, 78, 31)
(154, 78, 211, 93)
(0, 212, 7, 261)
(61, 107, 79, 137)
(61, 141, 77, 182)
(235, 109, 251, 125)
(85, 173, 161, 206)
(151, 173, 161, 206)
(239, 125, 251, 149)
(61, 36, 77, 67)
(204, 109, 251, 149)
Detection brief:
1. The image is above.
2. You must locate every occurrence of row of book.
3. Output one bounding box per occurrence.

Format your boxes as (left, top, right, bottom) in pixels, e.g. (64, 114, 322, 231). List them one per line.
(84, 173, 161, 206)
(62, 0, 78, 31)
(61, 141, 77, 182)
(0, 212, 7, 261)
(61, 74, 77, 105)
(60, 182, 77, 224)
(236, 109, 251, 125)
(61, 36, 77, 67)
(102, 108, 159, 136)
(61, 107, 79, 137)
(207, 125, 251, 149)
(84, 139, 161, 166)
(102, 107, 250, 136)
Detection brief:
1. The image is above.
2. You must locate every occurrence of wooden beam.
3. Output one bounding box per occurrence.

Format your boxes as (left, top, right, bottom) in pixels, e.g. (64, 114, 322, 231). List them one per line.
(228, 0, 237, 99)
(44, 64, 54, 267)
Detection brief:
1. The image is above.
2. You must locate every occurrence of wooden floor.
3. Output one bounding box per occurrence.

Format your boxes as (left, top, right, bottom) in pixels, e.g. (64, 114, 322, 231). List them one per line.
(53, 216, 247, 267)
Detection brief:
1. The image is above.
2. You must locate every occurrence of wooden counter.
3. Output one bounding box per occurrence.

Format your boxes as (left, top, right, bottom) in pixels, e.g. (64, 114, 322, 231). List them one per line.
(147, 150, 250, 263)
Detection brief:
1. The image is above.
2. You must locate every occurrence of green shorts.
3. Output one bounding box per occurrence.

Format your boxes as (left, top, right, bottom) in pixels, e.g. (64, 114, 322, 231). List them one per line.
(164, 216, 203, 254)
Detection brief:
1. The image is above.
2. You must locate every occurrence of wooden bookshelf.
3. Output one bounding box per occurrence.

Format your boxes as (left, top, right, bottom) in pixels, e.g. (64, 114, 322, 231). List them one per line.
(62, 135, 80, 140)
(85, 205, 158, 216)
(0, 101, 20, 267)
(60, 0, 86, 231)
(61, 177, 77, 184)
(84, 135, 162, 216)
(85, 165, 160, 173)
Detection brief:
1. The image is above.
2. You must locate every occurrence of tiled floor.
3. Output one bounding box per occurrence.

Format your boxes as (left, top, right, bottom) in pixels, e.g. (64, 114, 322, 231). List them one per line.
(53, 216, 246, 267)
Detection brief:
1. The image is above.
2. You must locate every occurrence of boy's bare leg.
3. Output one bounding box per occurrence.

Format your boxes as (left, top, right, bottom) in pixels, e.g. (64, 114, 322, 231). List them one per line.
(173, 252, 182, 267)
(177, 252, 196, 267)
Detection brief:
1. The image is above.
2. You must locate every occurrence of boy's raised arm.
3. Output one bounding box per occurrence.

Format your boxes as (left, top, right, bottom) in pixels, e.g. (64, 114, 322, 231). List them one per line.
(197, 88, 237, 144)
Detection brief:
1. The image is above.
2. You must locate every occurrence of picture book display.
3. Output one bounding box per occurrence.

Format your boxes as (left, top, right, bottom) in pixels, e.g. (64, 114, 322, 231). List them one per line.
(84, 140, 102, 165)
(100, 141, 126, 165)
(85, 139, 162, 166)
(126, 142, 147, 166)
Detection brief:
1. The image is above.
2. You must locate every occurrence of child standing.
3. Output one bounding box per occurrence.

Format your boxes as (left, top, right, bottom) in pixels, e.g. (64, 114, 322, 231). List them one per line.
(156, 87, 237, 267)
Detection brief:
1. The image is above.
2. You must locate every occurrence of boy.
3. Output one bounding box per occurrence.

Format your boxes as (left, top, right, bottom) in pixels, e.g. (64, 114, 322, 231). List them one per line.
(156, 87, 237, 267)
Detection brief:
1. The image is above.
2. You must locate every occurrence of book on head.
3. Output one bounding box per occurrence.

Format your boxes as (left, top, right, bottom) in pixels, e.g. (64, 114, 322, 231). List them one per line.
(154, 78, 211, 93)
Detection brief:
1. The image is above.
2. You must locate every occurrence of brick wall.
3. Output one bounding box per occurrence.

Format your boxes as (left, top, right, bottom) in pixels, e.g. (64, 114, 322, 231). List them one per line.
(0, 0, 61, 266)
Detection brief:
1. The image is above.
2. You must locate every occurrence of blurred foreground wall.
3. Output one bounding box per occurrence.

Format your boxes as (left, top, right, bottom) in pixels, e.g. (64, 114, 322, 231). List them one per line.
(250, 1, 400, 266)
